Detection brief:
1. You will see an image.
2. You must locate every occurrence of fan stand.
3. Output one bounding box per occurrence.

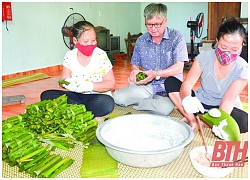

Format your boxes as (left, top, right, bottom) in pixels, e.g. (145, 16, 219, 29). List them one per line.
(184, 29, 196, 70)
(185, 12, 204, 69)
(189, 28, 196, 61)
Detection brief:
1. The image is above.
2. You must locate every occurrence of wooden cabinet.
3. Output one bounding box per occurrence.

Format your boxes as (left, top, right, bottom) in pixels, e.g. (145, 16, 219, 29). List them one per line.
(207, 2, 241, 40)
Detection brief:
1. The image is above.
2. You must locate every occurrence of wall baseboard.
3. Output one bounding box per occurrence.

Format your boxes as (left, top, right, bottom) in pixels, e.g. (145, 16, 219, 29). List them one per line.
(2, 65, 63, 80)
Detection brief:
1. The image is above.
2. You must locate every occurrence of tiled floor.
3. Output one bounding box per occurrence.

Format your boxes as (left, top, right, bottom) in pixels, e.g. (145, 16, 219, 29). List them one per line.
(2, 56, 248, 120)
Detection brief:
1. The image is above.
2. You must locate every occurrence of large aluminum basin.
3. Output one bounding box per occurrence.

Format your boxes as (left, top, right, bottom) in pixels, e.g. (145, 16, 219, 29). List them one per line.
(96, 114, 194, 168)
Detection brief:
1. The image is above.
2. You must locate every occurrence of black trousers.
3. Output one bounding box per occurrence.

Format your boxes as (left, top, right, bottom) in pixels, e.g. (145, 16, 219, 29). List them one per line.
(40, 90, 115, 117)
(164, 76, 248, 133)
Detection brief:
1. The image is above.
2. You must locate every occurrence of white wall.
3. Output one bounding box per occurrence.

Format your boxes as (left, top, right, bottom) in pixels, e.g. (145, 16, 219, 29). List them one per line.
(140, 2, 208, 43)
(240, 2, 248, 18)
(2, 2, 141, 75)
(2, 3, 68, 75)
(2, 2, 248, 76)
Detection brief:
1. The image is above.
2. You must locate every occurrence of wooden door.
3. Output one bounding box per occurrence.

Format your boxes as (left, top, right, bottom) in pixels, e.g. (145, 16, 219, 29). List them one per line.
(207, 2, 241, 40)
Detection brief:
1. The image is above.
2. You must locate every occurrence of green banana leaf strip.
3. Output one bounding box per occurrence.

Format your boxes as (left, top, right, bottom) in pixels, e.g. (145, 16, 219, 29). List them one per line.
(58, 79, 70, 85)
(80, 143, 118, 178)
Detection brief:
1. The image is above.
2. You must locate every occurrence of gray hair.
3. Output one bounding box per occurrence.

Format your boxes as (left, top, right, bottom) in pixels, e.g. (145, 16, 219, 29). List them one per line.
(144, 3, 167, 19)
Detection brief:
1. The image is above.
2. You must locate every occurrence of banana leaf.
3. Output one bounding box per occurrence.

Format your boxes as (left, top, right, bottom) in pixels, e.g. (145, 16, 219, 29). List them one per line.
(80, 143, 118, 178)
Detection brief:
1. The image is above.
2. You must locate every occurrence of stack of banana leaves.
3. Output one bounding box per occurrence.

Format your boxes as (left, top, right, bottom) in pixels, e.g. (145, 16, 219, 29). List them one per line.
(2, 94, 99, 177)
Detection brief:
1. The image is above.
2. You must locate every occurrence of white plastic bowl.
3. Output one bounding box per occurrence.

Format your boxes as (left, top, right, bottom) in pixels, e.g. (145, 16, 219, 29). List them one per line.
(189, 146, 235, 178)
(96, 114, 194, 168)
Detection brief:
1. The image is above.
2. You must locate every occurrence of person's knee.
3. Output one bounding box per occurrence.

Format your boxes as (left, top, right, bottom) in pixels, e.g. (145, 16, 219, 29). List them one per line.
(164, 76, 176, 86)
(160, 101, 175, 115)
(40, 90, 51, 100)
(101, 95, 115, 112)
(164, 76, 182, 93)
(113, 89, 134, 107)
(113, 90, 125, 105)
(105, 95, 115, 113)
(40, 90, 63, 101)
(154, 96, 175, 115)
(92, 95, 115, 116)
(239, 116, 248, 133)
(231, 108, 248, 133)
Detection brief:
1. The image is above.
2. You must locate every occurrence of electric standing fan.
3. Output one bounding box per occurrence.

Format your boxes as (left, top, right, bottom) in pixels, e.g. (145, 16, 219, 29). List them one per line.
(187, 12, 204, 61)
(61, 13, 85, 50)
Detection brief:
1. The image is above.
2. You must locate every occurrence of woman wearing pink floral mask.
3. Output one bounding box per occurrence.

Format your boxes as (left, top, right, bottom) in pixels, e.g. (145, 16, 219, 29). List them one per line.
(164, 18, 248, 134)
(41, 21, 115, 122)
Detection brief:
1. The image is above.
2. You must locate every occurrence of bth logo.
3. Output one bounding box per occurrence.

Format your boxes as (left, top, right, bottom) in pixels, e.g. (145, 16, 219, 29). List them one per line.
(210, 141, 248, 167)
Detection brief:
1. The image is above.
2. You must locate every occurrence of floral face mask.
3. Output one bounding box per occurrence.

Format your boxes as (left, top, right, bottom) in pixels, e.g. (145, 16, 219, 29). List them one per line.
(214, 44, 241, 65)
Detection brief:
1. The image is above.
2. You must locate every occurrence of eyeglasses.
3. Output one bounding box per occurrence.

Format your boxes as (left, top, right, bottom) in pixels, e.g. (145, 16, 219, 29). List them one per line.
(145, 20, 164, 28)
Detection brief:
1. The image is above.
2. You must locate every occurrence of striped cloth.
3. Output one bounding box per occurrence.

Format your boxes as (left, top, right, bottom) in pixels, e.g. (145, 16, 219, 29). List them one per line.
(2, 73, 51, 87)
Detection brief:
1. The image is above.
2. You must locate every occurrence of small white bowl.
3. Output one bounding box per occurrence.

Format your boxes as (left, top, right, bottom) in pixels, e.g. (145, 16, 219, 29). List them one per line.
(190, 146, 235, 178)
